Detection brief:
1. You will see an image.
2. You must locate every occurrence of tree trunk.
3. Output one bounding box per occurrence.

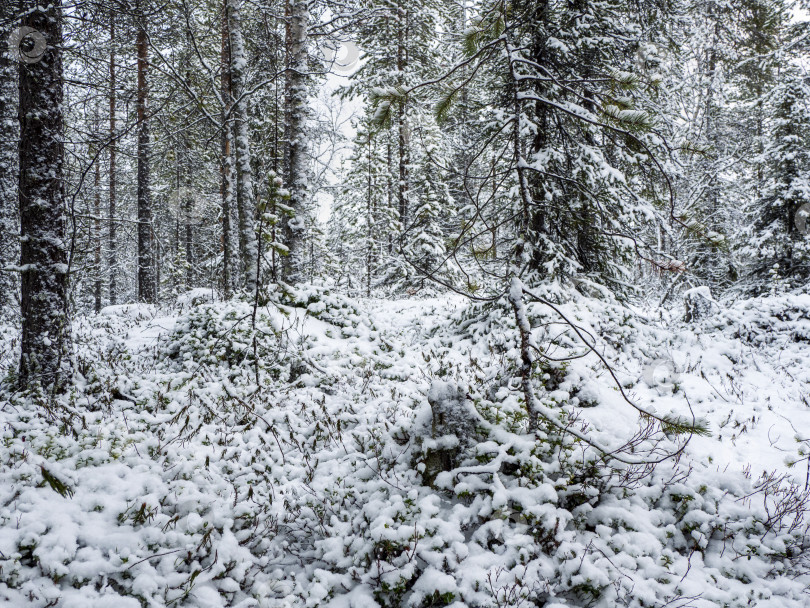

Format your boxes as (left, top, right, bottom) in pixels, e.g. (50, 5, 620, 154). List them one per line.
(136, 1, 156, 303)
(282, 0, 309, 284)
(18, 0, 74, 390)
(183, 154, 193, 289)
(228, 0, 257, 293)
(366, 138, 373, 298)
(0, 3, 19, 316)
(180, 32, 194, 290)
(108, 13, 117, 305)
(396, 5, 409, 232)
(220, 2, 236, 298)
(93, 133, 102, 313)
(387, 137, 393, 255)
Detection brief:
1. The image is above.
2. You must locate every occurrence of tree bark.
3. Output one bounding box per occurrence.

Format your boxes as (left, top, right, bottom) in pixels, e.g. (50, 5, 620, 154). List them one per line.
(93, 132, 102, 313)
(220, 2, 236, 298)
(396, 4, 409, 232)
(136, 0, 156, 303)
(228, 0, 257, 293)
(180, 30, 193, 290)
(0, 2, 20, 316)
(282, 0, 309, 284)
(108, 12, 117, 305)
(183, 153, 193, 289)
(18, 0, 74, 390)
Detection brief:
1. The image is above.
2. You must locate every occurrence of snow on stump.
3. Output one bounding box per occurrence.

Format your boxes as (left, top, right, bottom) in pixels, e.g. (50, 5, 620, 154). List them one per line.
(683, 286, 716, 323)
(422, 380, 482, 487)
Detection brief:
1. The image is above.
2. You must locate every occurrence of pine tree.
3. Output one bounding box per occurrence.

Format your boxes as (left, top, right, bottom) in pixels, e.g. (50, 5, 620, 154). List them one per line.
(221, 0, 238, 298)
(108, 11, 118, 306)
(660, 0, 737, 293)
(332, 0, 455, 294)
(401, 118, 456, 294)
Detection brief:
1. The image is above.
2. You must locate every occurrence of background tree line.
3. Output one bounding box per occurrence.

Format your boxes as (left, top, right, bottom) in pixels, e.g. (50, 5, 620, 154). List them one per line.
(1, 0, 809, 392)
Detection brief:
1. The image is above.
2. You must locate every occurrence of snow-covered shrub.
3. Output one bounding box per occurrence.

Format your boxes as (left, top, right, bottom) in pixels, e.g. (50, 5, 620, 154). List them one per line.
(2, 291, 810, 607)
(163, 301, 288, 377)
(711, 290, 810, 345)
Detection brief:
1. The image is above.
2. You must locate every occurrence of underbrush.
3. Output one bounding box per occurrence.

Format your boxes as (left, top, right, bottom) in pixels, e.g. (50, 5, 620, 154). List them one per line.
(0, 287, 809, 607)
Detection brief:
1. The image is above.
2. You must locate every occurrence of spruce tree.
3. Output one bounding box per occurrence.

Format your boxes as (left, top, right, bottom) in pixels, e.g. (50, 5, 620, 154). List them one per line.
(341, 0, 451, 294)
(330, 121, 393, 296)
(746, 73, 810, 291)
(443, 0, 673, 296)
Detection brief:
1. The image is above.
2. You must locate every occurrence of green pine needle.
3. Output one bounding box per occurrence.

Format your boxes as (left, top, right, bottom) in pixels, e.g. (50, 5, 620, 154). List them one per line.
(41, 466, 74, 499)
(435, 88, 460, 124)
(610, 70, 641, 90)
(660, 415, 711, 437)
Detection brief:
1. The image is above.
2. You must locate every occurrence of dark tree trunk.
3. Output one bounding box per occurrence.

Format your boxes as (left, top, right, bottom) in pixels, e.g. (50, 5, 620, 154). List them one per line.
(182, 40, 193, 289)
(18, 1, 74, 390)
(93, 134, 102, 313)
(108, 12, 117, 305)
(220, 1, 236, 298)
(396, 5, 409, 232)
(387, 137, 393, 255)
(136, 1, 156, 303)
(183, 152, 193, 289)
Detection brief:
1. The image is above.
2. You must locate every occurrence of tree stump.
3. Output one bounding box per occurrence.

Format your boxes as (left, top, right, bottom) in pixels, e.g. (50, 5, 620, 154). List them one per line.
(422, 380, 481, 486)
(684, 286, 716, 323)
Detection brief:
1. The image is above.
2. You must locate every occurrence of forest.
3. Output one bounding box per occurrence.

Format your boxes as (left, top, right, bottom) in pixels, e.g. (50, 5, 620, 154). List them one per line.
(2, 0, 810, 606)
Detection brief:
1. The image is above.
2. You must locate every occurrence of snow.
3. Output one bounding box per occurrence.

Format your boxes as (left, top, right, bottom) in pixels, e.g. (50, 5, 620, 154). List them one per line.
(2, 287, 810, 606)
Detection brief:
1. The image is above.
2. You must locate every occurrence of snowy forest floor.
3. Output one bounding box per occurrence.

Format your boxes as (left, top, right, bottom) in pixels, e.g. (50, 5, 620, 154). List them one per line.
(2, 286, 810, 607)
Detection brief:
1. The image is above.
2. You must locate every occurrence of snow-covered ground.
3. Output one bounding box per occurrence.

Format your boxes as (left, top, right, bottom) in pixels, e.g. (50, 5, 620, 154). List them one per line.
(1, 288, 810, 607)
